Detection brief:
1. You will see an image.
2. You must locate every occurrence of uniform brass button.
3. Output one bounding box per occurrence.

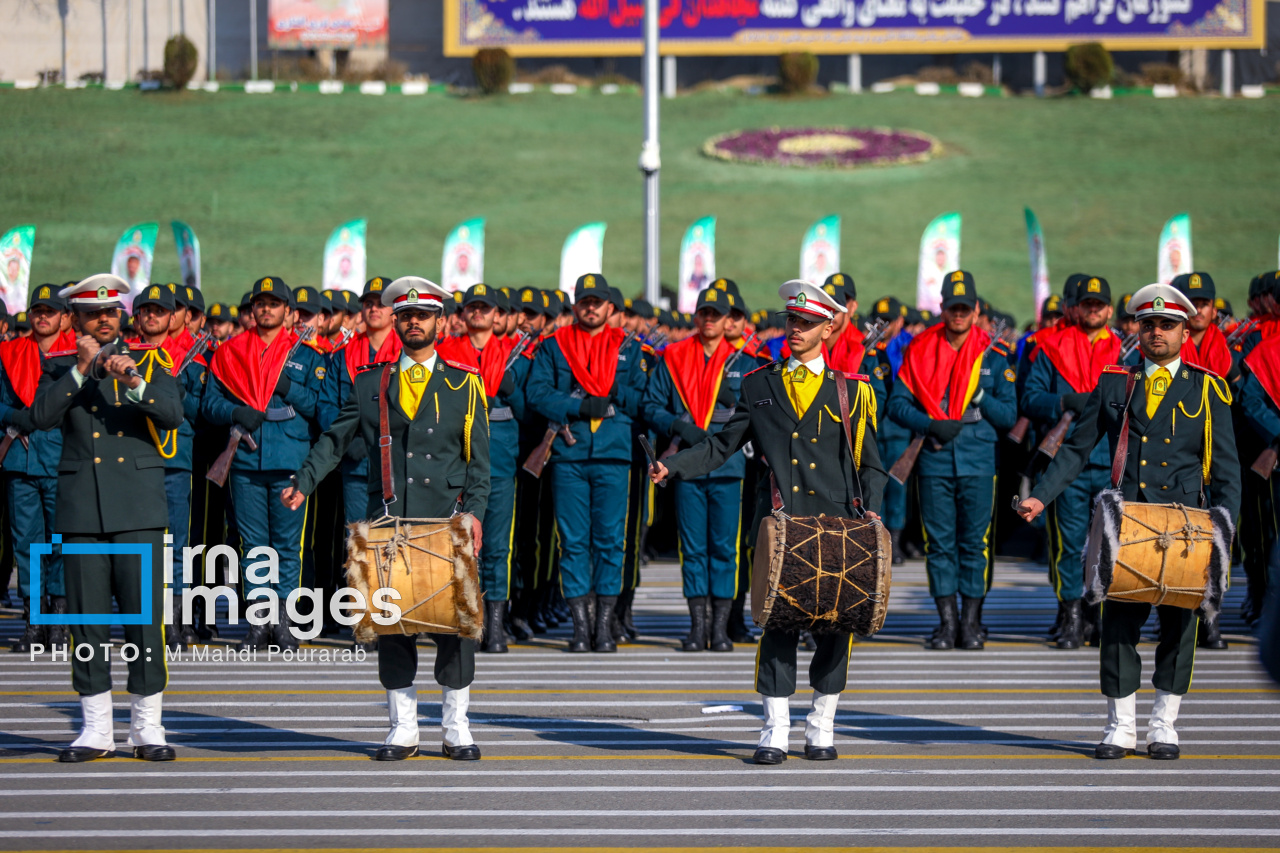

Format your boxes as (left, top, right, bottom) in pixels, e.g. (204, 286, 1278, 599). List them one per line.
(1161, 461, 1167, 467)
(792, 486, 799, 493)
(94, 457, 101, 464)
(791, 459, 798, 465)
(115, 402, 121, 407)
(809, 463, 816, 469)
(1141, 436, 1147, 443)
(406, 452, 413, 458)
(1140, 460, 1147, 466)
(791, 432, 799, 439)
(1140, 482, 1146, 488)
(117, 432, 123, 437)
(808, 490, 815, 495)
(117, 457, 124, 463)
(427, 428, 434, 434)
(810, 438, 818, 444)
(1164, 438, 1171, 444)
(1161, 485, 1168, 490)
(91, 406, 98, 412)
(424, 478, 430, 484)
(424, 454, 432, 460)
(407, 477, 414, 484)
(93, 432, 100, 438)
(148, 399, 154, 404)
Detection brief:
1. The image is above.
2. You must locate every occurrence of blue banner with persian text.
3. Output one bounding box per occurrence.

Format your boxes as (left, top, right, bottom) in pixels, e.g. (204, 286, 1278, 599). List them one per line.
(445, 0, 1261, 55)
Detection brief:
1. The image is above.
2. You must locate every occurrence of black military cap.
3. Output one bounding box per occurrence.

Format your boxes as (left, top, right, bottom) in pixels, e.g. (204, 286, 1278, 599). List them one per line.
(1115, 292, 1134, 320)
(823, 272, 856, 302)
(1249, 274, 1265, 300)
(14, 311, 29, 331)
(185, 285, 206, 314)
(1266, 271, 1280, 298)
(1061, 273, 1088, 308)
(1041, 294, 1064, 318)
(492, 287, 510, 313)
(28, 283, 66, 311)
(251, 276, 292, 307)
(871, 295, 906, 321)
(1076, 275, 1111, 305)
(573, 273, 609, 304)
(460, 283, 499, 309)
(627, 298, 656, 318)
(710, 277, 741, 297)
(340, 290, 361, 314)
(537, 290, 558, 319)
(1215, 297, 1233, 317)
(1172, 271, 1215, 303)
(240, 290, 254, 311)
(513, 286, 540, 311)
(207, 302, 229, 320)
(940, 270, 977, 310)
(695, 287, 732, 315)
(293, 285, 330, 315)
(363, 276, 390, 300)
(606, 286, 626, 313)
(133, 282, 176, 312)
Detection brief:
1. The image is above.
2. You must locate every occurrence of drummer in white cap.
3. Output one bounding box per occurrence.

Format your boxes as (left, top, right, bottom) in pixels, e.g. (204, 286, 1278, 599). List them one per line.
(1018, 282, 1239, 760)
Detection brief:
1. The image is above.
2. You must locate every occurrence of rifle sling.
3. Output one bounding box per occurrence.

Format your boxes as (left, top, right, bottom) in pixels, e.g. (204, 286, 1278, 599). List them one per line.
(378, 363, 396, 509)
(1110, 371, 1142, 490)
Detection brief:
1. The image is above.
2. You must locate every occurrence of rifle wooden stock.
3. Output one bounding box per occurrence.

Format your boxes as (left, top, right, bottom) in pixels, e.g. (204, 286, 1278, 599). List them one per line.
(1007, 416, 1031, 444)
(521, 423, 575, 478)
(887, 434, 925, 485)
(0, 433, 16, 466)
(1035, 411, 1075, 459)
(1251, 445, 1279, 480)
(206, 425, 259, 487)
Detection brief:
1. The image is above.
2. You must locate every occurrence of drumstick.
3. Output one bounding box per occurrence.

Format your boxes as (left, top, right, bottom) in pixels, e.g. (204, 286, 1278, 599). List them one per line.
(636, 434, 667, 488)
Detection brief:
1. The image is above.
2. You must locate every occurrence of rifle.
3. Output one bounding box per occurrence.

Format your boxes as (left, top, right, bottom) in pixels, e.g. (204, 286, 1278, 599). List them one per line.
(0, 426, 29, 465)
(659, 332, 757, 461)
(1225, 317, 1258, 348)
(860, 318, 890, 352)
(1118, 332, 1140, 362)
(888, 320, 1008, 486)
(503, 329, 536, 372)
(521, 330, 636, 478)
(206, 327, 314, 487)
(175, 330, 214, 376)
(1252, 442, 1280, 480)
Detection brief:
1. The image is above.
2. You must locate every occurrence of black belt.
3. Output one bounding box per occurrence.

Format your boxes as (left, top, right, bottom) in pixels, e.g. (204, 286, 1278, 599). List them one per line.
(490, 406, 514, 422)
(265, 405, 296, 422)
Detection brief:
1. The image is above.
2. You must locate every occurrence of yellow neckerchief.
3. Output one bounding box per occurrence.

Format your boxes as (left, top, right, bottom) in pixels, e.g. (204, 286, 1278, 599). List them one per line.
(134, 347, 177, 459)
(398, 360, 431, 421)
(783, 355, 824, 420)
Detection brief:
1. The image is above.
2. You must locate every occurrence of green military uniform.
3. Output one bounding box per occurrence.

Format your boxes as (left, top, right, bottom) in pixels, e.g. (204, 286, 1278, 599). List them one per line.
(1029, 283, 1239, 759)
(31, 339, 184, 695)
(292, 276, 490, 761)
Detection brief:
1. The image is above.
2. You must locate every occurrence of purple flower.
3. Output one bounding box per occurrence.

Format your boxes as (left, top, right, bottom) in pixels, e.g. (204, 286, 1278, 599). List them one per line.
(703, 127, 941, 169)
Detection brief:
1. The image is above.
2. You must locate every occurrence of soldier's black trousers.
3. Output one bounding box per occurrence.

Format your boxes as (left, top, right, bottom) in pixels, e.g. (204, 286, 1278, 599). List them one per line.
(1100, 600, 1197, 697)
(64, 529, 167, 697)
(755, 628, 852, 697)
(378, 633, 476, 691)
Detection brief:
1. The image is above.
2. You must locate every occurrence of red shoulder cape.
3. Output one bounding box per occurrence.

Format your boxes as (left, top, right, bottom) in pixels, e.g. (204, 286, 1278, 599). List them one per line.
(896, 323, 991, 421)
(662, 335, 733, 430)
(1033, 325, 1121, 394)
(209, 328, 296, 411)
(553, 324, 625, 398)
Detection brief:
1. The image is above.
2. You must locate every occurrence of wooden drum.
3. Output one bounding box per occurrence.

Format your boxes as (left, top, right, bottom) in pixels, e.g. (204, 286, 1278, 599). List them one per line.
(1084, 490, 1232, 615)
(752, 514, 892, 637)
(344, 514, 484, 643)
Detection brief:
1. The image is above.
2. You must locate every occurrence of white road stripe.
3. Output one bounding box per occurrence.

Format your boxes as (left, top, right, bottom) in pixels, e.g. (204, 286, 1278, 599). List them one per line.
(6, 725, 1279, 736)
(6, 678, 1268, 687)
(3, 808, 1279, 819)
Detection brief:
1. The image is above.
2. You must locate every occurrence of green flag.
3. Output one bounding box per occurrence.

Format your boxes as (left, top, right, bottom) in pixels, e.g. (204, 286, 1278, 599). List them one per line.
(559, 222, 607, 296)
(0, 224, 35, 314)
(677, 217, 716, 313)
(1158, 213, 1192, 286)
(799, 215, 840, 285)
(171, 221, 201, 291)
(1025, 208, 1051, 322)
(442, 218, 485, 293)
(916, 212, 961, 313)
(111, 222, 159, 312)
(324, 219, 367, 295)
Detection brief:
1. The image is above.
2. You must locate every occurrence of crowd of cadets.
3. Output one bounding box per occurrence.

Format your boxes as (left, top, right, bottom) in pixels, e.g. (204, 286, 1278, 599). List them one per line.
(1, 267, 1277, 657)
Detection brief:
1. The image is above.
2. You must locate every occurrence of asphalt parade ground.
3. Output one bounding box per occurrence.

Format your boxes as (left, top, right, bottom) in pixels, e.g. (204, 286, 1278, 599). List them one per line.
(0, 556, 1276, 852)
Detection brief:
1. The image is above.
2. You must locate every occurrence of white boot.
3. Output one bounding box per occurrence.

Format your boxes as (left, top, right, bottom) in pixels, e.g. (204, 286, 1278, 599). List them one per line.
(441, 686, 474, 748)
(804, 691, 840, 748)
(127, 693, 167, 747)
(1148, 689, 1182, 746)
(69, 690, 116, 751)
(1101, 693, 1137, 749)
(757, 695, 791, 751)
(383, 686, 420, 747)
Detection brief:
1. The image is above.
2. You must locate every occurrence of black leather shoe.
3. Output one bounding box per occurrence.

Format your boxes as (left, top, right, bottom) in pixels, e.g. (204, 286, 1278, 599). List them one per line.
(1148, 742, 1181, 760)
(926, 596, 958, 650)
(241, 623, 273, 651)
(1055, 599, 1083, 650)
(58, 746, 112, 762)
(442, 742, 482, 760)
(566, 596, 591, 653)
(804, 744, 838, 761)
(682, 596, 708, 652)
(1197, 614, 1228, 650)
(133, 744, 176, 761)
(481, 600, 509, 654)
(958, 595, 985, 650)
(273, 616, 300, 651)
(1094, 742, 1136, 759)
(373, 744, 419, 761)
(593, 595, 618, 653)
(752, 747, 787, 765)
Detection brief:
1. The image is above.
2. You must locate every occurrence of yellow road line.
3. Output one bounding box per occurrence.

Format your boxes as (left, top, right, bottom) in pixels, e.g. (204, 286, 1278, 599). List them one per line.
(1, 754, 1277, 763)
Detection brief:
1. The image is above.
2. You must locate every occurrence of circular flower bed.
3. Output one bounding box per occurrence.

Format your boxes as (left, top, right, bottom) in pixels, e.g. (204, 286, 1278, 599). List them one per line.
(702, 126, 941, 169)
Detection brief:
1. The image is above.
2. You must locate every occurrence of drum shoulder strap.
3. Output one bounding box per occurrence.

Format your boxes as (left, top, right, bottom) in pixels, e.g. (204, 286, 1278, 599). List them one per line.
(1110, 372, 1142, 490)
(378, 364, 396, 509)
(835, 375, 866, 513)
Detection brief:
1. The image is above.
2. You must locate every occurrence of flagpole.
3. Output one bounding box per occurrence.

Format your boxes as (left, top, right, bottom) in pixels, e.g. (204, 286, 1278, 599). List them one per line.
(640, 0, 661, 305)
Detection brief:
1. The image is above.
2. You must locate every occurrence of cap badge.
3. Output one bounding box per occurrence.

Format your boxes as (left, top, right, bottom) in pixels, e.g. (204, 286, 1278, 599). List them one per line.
(796, 292, 807, 306)
(1190, 274, 1202, 289)
(39, 286, 50, 298)
(1087, 278, 1100, 293)
(951, 271, 965, 283)
(407, 289, 419, 303)
(954, 283, 966, 296)
(97, 286, 109, 299)
(707, 290, 717, 302)
(1153, 297, 1165, 311)
(299, 291, 308, 302)
(476, 284, 486, 295)
(584, 275, 595, 288)
(149, 286, 160, 298)
(262, 279, 273, 291)
(877, 299, 888, 312)
(714, 279, 727, 290)
(834, 274, 843, 285)
(522, 291, 533, 303)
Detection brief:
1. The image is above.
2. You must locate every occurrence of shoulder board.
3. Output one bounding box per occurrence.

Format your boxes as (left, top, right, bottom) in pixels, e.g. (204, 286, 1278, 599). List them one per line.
(745, 361, 777, 378)
(130, 342, 160, 351)
(46, 349, 77, 358)
(641, 343, 654, 355)
(355, 361, 389, 375)
(1185, 362, 1221, 379)
(1102, 364, 1132, 375)
(443, 358, 479, 375)
(991, 342, 1010, 357)
(843, 372, 870, 382)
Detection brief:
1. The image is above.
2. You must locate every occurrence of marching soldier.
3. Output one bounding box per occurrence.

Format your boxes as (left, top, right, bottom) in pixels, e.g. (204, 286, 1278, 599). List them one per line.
(886, 272, 1017, 651)
(868, 296, 912, 563)
(525, 274, 647, 653)
(436, 283, 530, 653)
(283, 276, 490, 762)
(1, 284, 75, 652)
(643, 287, 750, 652)
(650, 279, 885, 764)
(1020, 275, 1119, 649)
(207, 303, 237, 342)
(30, 275, 184, 762)
(1018, 283, 1239, 759)
(202, 276, 326, 651)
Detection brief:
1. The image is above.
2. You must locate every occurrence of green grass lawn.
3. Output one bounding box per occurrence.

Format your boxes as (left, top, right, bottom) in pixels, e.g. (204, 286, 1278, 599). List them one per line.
(3, 87, 1279, 321)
